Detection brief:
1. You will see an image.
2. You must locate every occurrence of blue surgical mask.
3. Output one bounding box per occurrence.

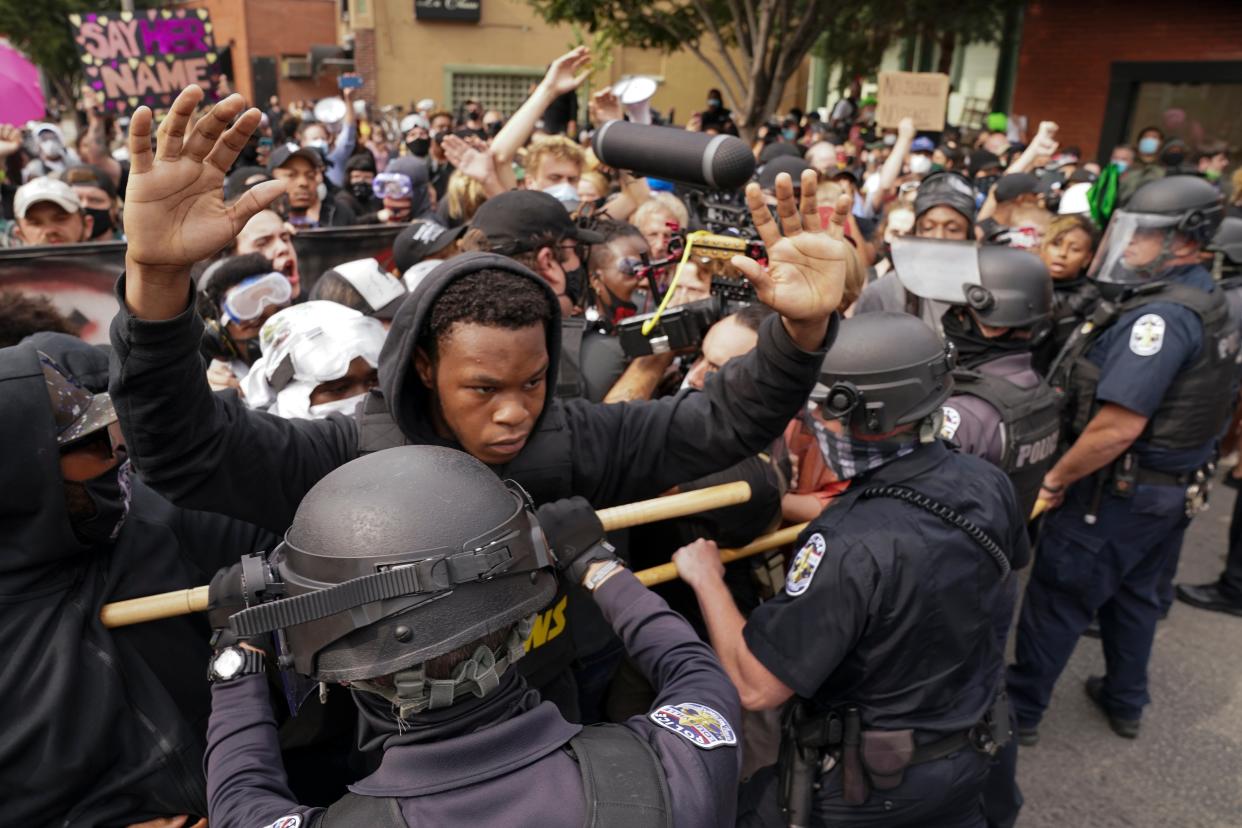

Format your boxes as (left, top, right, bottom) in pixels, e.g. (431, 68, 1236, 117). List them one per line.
(1138, 137, 1160, 156)
(1112, 159, 1129, 174)
(782, 128, 798, 141)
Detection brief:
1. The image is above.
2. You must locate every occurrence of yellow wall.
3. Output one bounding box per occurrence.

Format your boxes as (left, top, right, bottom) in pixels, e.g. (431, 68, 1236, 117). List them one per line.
(360, 0, 808, 124)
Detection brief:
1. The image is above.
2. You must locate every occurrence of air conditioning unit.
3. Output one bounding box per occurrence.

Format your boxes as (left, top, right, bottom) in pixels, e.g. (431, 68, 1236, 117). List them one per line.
(284, 56, 312, 79)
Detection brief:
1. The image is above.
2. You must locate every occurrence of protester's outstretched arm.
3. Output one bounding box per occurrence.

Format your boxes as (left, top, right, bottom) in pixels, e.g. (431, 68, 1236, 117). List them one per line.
(491, 47, 591, 168)
(866, 117, 915, 212)
(122, 86, 286, 321)
(1006, 121, 1058, 174)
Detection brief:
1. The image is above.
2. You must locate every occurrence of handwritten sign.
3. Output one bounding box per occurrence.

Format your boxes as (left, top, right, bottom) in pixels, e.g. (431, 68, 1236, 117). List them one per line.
(876, 71, 950, 132)
(68, 8, 220, 113)
(415, 0, 481, 23)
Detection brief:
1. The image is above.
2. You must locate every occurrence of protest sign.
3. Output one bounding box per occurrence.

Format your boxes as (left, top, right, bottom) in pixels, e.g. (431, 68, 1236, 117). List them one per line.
(68, 8, 220, 113)
(876, 71, 950, 132)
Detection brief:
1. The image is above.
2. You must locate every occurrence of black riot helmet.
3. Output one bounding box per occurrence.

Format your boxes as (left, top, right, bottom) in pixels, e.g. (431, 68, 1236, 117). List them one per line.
(228, 446, 556, 683)
(810, 312, 955, 435)
(1090, 175, 1224, 286)
(1210, 216, 1242, 268)
(963, 246, 1054, 329)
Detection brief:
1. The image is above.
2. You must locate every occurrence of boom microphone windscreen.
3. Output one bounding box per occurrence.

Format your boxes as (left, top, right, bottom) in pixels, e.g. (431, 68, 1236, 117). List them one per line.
(592, 120, 756, 191)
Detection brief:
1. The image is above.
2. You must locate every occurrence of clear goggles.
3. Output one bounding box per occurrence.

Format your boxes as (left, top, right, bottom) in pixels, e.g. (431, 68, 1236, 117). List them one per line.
(1088, 211, 1182, 286)
(220, 272, 293, 324)
(264, 314, 386, 391)
(372, 172, 414, 200)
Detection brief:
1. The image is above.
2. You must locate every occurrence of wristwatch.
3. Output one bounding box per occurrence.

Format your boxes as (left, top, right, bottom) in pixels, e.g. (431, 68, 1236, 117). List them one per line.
(208, 645, 267, 683)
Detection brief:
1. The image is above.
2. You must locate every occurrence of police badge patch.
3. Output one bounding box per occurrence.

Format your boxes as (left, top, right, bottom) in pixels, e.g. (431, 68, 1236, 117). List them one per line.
(940, 406, 962, 440)
(260, 816, 301, 828)
(785, 532, 827, 596)
(650, 702, 737, 749)
(1129, 314, 1165, 357)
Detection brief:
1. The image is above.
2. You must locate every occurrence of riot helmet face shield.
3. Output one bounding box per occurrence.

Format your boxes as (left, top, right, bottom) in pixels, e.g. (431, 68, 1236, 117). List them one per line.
(1089, 211, 1188, 287)
(891, 237, 982, 305)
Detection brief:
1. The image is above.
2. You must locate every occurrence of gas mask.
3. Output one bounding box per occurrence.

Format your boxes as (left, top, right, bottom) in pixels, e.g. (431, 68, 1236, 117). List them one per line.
(543, 181, 581, 213)
(66, 459, 134, 545)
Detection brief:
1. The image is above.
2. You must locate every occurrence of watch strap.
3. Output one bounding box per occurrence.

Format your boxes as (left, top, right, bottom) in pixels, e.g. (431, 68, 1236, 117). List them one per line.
(209, 647, 267, 683)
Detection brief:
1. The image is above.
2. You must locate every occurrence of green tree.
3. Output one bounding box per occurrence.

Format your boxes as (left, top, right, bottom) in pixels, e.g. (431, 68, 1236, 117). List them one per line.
(0, 0, 159, 113)
(527, 0, 843, 139)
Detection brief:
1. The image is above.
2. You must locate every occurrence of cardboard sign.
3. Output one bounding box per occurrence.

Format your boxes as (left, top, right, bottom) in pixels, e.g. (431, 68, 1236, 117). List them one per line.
(876, 71, 949, 132)
(69, 8, 220, 113)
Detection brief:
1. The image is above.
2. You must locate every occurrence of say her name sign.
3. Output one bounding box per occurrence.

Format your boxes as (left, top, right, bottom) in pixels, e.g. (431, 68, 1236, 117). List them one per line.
(69, 8, 220, 113)
(876, 71, 950, 132)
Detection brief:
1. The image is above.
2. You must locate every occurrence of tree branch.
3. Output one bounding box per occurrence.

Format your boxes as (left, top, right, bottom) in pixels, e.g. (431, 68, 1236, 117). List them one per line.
(688, 0, 747, 98)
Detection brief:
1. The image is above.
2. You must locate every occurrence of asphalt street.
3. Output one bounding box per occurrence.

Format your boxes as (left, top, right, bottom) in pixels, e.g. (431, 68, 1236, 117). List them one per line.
(1014, 480, 1242, 828)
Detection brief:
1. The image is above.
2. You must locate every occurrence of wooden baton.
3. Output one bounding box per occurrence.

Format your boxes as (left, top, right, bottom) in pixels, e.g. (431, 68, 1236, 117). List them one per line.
(634, 521, 810, 588)
(99, 481, 754, 629)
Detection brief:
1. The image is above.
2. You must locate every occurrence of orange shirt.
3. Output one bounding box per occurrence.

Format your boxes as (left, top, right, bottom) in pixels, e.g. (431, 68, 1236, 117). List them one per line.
(781, 417, 850, 508)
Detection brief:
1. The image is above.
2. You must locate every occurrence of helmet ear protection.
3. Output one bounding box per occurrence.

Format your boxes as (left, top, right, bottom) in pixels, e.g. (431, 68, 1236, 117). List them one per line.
(818, 381, 886, 433)
(965, 284, 995, 312)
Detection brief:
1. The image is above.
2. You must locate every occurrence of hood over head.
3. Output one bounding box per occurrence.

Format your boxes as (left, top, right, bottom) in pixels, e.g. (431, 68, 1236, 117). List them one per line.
(0, 337, 106, 573)
(377, 251, 563, 451)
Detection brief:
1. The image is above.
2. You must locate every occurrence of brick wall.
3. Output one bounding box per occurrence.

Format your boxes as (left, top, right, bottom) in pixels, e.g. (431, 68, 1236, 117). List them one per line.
(353, 27, 378, 106)
(245, 0, 339, 104)
(1011, 0, 1242, 159)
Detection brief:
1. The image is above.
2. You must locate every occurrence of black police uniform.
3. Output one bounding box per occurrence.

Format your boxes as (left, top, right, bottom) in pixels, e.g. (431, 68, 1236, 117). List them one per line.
(736, 440, 1029, 827)
(205, 569, 742, 828)
(1032, 276, 1100, 375)
(1009, 263, 1236, 730)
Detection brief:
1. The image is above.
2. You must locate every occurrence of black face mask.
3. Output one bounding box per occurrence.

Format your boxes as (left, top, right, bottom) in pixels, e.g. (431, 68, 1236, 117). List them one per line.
(85, 207, 113, 239)
(562, 263, 587, 306)
(941, 308, 1030, 368)
(65, 458, 133, 545)
(975, 175, 999, 197)
(486, 121, 503, 137)
(406, 137, 431, 158)
(350, 182, 375, 204)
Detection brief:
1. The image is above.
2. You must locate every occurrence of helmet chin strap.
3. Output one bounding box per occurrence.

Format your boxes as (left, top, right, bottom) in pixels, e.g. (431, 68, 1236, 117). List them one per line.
(350, 615, 534, 719)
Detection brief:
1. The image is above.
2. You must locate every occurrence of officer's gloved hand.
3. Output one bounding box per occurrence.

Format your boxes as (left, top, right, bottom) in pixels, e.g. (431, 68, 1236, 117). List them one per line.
(207, 562, 252, 649)
(536, 497, 619, 587)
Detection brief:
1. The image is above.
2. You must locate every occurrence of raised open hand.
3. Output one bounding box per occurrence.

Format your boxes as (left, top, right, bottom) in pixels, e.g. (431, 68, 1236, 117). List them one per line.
(124, 85, 286, 276)
(541, 47, 591, 97)
(442, 133, 496, 184)
(590, 89, 623, 125)
(731, 169, 849, 350)
(0, 124, 21, 158)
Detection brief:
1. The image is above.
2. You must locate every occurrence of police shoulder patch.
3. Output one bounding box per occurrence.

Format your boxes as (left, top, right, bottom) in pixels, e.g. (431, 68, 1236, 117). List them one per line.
(650, 702, 737, 750)
(260, 816, 301, 828)
(785, 532, 827, 596)
(940, 405, 962, 440)
(1129, 313, 1166, 357)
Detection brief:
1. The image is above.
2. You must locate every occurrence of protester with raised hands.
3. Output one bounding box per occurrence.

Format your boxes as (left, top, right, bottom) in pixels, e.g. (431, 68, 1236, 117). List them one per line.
(110, 83, 849, 718)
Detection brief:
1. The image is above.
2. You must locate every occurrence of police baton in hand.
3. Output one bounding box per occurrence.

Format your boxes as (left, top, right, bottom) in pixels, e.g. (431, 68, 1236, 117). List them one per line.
(99, 482, 754, 629)
(633, 522, 811, 587)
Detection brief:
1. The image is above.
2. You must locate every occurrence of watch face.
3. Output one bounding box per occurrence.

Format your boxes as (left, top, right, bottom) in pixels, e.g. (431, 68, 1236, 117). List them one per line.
(214, 647, 245, 679)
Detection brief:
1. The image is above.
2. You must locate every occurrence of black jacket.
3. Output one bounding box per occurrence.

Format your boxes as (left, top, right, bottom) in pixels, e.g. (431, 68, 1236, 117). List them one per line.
(109, 252, 833, 532)
(0, 335, 275, 827)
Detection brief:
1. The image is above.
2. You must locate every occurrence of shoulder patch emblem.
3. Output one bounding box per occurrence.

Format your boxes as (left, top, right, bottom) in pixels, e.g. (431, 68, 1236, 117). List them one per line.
(261, 816, 301, 828)
(1129, 313, 1165, 357)
(650, 702, 737, 749)
(785, 532, 827, 596)
(940, 405, 962, 440)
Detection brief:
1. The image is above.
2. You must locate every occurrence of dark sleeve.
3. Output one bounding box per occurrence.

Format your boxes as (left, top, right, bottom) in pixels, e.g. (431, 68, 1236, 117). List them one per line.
(942, 397, 1004, 466)
(173, 506, 282, 577)
(743, 532, 879, 698)
(108, 277, 357, 533)
(565, 313, 835, 507)
(328, 196, 357, 227)
(578, 332, 630, 403)
(205, 674, 323, 828)
(594, 572, 741, 828)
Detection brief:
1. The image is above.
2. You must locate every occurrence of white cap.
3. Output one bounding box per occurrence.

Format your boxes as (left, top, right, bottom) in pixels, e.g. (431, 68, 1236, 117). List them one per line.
(400, 113, 430, 134)
(416, 98, 435, 113)
(14, 177, 81, 219)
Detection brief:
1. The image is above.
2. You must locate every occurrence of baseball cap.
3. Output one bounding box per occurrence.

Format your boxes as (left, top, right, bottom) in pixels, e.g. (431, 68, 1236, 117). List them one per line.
(993, 173, 1040, 203)
(267, 142, 325, 174)
(15, 178, 82, 220)
(469, 190, 605, 255)
(224, 166, 272, 201)
(393, 219, 467, 273)
(911, 136, 936, 154)
(62, 165, 118, 200)
(758, 142, 803, 165)
(40, 351, 117, 447)
(400, 113, 430, 134)
(311, 258, 408, 320)
(968, 149, 1002, 179)
(758, 155, 813, 192)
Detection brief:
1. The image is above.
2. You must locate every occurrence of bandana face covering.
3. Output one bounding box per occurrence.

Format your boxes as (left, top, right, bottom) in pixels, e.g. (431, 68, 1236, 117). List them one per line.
(807, 414, 918, 480)
(68, 459, 134, 544)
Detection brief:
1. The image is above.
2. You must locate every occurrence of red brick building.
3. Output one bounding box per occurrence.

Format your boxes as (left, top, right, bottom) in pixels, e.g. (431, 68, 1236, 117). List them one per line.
(1011, 0, 1242, 160)
(183, 0, 341, 105)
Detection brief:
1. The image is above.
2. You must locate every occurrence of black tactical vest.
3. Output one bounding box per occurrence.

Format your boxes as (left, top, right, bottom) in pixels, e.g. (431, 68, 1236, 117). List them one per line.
(1051, 281, 1238, 456)
(558, 317, 588, 399)
(950, 369, 1061, 517)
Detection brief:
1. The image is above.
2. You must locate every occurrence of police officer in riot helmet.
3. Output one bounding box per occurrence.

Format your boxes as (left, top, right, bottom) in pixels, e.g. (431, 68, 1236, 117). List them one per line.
(674, 313, 1029, 827)
(204, 445, 742, 828)
(853, 170, 980, 330)
(938, 246, 1060, 516)
(1010, 175, 1234, 743)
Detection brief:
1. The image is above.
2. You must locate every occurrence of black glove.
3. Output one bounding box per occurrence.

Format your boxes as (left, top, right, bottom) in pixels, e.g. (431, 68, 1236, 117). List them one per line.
(536, 497, 618, 586)
(207, 560, 268, 650)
